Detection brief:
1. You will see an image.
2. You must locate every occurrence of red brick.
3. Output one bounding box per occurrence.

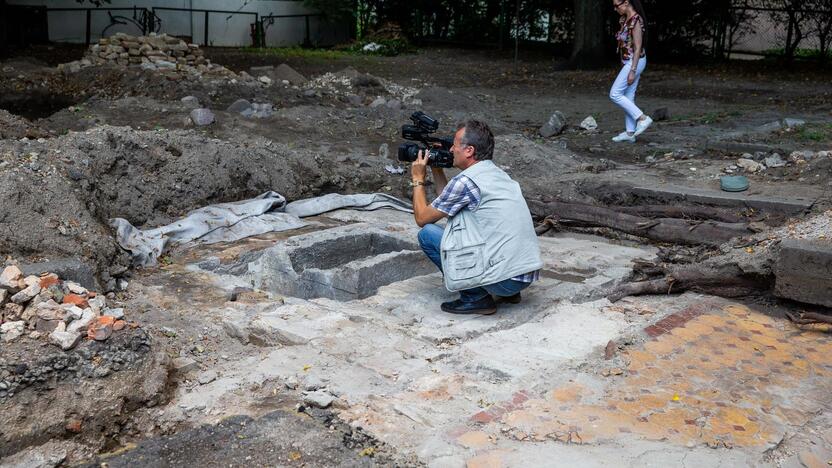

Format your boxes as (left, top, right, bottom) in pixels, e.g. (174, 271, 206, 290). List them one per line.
(644, 325, 664, 337)
(62, 294, 88, 308)
(39, 274, 60, 289)
(512, 391, 529, 405)
(65, 418, 83, 433)
(471, 411, 494, 424)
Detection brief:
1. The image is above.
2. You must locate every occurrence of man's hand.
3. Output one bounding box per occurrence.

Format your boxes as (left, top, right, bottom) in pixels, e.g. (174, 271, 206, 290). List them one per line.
(411, 149, 446, 227)
(412, 149, 429, 181)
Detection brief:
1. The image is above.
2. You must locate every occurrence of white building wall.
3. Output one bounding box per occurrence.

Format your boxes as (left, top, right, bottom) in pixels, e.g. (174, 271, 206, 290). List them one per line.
(6, 0, 348, 47)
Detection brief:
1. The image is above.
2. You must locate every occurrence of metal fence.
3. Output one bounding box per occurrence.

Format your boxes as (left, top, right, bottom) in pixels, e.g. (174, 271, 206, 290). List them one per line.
(4, 4, 329, 49)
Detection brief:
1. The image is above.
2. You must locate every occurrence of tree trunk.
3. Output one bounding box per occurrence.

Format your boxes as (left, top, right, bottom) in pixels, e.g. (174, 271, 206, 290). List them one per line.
(529, 200, 755, 246)
(606, 263, 768, 303)
(569, 0, 607, 69)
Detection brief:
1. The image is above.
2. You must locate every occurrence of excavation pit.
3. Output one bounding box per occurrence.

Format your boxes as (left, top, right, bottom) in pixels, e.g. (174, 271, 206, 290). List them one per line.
(239, 224, 436, 301)
(0, 91, 79, 120)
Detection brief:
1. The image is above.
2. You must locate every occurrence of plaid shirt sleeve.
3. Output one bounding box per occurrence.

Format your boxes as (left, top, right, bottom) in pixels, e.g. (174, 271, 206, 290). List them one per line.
(430, 174, 481, 216)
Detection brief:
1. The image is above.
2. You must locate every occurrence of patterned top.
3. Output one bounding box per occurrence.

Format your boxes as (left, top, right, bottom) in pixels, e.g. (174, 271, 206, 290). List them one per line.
(616, 14, 645, 62)
(431, 173, 540, 283)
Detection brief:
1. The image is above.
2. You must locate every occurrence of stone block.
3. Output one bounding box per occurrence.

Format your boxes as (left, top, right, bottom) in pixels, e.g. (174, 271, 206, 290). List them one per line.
(36, 318, 62, 333)
(248, 315, 313, 346)
(653, 107, 671, 121)
(49, 329, 82, 350)
(104, 307, 124, 320)
(539, 111, 566, 137)
(172, 357, 199, 374)
(64, 281, 88, 295)
(775, 239, 832, 307)
(273, 63, 307, 85)
(0, 265, 22, 289)
(88, 316, 115, 341)
(190, 108, 215, 126)
(226, 98, 252, 114)
(1, 321, 25, 342)
(88, 295, 106, 314)
(67, 308, 96, 334)
(198, 370, 218, 384)
(11, 284, 40, 304)
(20, 258, 98, 290)
(303, 390, 335, 408)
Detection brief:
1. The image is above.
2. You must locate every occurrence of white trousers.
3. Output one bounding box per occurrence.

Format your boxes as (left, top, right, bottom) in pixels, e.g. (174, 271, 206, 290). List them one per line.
(609, 57, 647, 133)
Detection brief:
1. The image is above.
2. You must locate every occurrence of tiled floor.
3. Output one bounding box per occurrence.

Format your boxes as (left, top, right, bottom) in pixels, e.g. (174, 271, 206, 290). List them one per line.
(467, 301, 832, 455)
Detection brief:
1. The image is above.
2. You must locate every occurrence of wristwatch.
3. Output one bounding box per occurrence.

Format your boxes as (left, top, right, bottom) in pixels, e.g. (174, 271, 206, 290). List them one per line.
(409, 179, 426, 187)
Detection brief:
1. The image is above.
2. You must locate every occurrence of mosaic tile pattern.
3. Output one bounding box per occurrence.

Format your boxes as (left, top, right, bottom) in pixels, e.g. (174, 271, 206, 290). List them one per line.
(468, 303, 832, 451)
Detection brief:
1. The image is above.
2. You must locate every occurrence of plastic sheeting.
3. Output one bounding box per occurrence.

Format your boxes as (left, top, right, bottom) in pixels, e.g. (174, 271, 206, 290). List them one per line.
(111, 192, 413, 267)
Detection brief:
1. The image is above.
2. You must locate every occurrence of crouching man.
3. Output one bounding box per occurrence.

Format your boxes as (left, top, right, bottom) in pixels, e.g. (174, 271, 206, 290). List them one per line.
(411, 119, 542, 315)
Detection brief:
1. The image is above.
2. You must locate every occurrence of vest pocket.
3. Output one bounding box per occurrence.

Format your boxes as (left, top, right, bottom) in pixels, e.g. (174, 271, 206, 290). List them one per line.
(441, 215, 486, 281)
(445, 246, 485, 280)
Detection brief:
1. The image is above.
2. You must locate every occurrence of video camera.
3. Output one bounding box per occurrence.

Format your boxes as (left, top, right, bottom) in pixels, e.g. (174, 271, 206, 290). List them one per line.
(397, 111, 454, 168)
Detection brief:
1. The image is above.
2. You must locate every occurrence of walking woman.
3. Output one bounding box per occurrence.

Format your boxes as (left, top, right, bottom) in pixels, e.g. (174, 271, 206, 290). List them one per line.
(610, 0, 652, 143)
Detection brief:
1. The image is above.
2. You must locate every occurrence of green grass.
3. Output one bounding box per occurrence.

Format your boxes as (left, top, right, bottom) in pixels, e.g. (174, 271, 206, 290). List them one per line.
(241, 37, 414, 59)
(241, 46, 357, 60)
(794, 123, 832, 142)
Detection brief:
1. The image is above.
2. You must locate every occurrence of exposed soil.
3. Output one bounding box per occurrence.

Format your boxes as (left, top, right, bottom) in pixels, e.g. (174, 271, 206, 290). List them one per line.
(0, 43, 830, 465)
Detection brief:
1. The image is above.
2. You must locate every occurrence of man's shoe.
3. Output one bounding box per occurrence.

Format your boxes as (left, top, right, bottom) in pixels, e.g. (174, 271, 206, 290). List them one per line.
(611, 132, 636, 143)
(633, 116, 653, 137)
(496, 293, 522, 304)
(441, 297, 497, 315)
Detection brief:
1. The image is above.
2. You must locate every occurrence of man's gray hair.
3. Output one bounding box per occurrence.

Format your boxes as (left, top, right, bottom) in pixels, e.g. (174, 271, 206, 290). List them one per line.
(457, 120, 494, 161)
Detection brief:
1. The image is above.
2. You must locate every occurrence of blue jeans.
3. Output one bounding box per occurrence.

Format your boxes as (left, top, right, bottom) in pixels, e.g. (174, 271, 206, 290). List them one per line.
(418, 224, 531, 303)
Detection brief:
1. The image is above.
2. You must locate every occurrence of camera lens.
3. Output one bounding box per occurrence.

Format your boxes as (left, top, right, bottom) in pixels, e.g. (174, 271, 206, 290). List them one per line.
(397, 143, 420, 162)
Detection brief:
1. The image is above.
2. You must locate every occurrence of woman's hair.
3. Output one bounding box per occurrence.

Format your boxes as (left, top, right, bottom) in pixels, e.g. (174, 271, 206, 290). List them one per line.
(629, 0, 648, 47)
(630, 0, 647, 23)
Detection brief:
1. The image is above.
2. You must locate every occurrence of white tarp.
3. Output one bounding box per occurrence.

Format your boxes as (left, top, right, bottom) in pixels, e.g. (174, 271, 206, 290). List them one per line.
(111, 192, 413, 267)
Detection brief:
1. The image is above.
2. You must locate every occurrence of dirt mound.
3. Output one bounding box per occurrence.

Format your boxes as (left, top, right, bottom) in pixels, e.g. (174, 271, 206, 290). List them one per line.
(493, 133, 592, 198)
(0, 125, 397, 281)
(0, 158, 127, 278)
(0, 109, 46, 139)
(0, 328, 169, 459)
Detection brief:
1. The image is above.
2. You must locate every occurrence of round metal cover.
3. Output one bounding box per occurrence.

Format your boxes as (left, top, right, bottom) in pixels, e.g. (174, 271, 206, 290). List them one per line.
(720, 175, 749, 192)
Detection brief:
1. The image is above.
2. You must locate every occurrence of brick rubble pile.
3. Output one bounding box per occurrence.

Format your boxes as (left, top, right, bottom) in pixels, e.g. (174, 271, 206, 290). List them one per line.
(0, 265, 128, 351)
(58, 32, 239, 78)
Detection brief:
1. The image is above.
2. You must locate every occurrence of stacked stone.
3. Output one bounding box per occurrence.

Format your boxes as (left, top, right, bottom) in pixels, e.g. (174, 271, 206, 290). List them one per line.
(0, 265, 127, 351)
(59, 32, 236, 77)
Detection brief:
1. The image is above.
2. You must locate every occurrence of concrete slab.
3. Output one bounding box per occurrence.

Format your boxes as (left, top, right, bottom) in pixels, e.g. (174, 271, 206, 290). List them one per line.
(775, 239, 832, 307)
(633, 184, 814, 215)
(459, 300, 628, 379)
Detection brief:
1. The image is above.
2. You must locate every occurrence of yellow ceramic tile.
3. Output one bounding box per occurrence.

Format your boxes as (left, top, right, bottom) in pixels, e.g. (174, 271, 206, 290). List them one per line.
(548, 383, 588, 403)
(644, 339, 679, 356)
